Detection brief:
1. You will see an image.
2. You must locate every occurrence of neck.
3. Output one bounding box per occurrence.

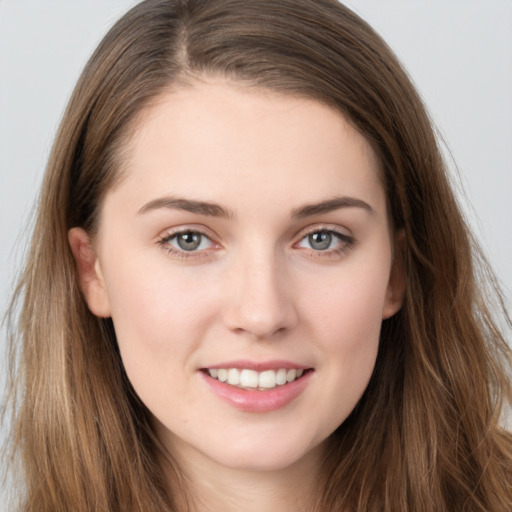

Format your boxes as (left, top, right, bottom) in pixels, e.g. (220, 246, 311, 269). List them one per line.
(161, 440, 325, 512)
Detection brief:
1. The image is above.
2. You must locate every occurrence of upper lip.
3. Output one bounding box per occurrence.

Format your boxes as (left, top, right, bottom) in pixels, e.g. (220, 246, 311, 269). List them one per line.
(202, 360, 312, 371)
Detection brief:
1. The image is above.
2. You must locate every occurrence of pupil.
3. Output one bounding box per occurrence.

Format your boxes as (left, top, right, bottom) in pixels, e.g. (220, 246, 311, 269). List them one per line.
(309, 232, 331, 250)
(177, 232, 201, 251)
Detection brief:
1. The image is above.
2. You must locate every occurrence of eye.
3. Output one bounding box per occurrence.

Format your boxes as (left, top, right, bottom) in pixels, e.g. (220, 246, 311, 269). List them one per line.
(303, 231, 335, 251)
(159, 230, 214, 252)
(296, 229, 354, 253)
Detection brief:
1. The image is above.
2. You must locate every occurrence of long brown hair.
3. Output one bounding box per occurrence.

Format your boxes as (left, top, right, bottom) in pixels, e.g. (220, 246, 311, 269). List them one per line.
(4, 0, 511, 510)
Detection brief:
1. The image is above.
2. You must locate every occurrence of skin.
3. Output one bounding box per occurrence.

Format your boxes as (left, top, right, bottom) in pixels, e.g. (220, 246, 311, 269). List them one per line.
(69, 79, 405, 511)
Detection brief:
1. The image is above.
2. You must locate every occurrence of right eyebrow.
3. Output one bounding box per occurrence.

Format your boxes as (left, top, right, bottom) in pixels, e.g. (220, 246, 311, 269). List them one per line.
(137, 196, 234, 218)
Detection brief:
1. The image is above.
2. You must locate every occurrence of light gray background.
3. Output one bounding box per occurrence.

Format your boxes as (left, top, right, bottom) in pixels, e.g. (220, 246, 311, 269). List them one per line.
(1, 0, 511, 508)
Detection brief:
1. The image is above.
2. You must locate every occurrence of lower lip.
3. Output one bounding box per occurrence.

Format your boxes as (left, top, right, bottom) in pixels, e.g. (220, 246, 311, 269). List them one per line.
(200, 370, 313, 413)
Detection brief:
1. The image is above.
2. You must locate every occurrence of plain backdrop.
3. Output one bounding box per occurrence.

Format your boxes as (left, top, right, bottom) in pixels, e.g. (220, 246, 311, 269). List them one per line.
(1, 1, 511, 509)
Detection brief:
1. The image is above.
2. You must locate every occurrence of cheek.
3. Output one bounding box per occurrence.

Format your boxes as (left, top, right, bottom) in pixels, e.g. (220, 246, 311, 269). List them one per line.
(101, 254, 221, 369)
(318, 280, 383, 379)
(299, 254, 391, 416)
(101, 259, 223, 420)
(302, 253, 391, 345)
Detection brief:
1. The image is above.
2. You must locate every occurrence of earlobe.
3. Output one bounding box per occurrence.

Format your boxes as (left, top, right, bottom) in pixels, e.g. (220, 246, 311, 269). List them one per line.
(68, 227, 111, 318)
(382, 229, 406, 319)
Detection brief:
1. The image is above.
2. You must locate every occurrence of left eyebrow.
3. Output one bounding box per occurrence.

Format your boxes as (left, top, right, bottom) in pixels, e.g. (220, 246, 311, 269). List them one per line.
(291, 196, 374, 219)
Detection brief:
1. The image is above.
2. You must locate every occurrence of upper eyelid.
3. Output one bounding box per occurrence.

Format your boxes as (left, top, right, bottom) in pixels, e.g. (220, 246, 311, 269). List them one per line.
(157, 225, 218, 242)
(293, 223, 353, 241)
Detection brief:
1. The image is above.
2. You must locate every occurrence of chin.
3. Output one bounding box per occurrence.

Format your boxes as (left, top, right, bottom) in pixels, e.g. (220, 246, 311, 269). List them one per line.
(203, 433, 326, 473)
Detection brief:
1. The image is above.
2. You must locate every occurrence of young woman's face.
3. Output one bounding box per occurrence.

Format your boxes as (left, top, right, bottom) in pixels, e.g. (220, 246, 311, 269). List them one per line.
(71, 80, 404, 474)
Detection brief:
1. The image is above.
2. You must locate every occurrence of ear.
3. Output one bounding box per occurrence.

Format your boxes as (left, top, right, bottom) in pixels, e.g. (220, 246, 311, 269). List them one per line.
(382, 229, 406, 319)
(68, 227, 111, 318)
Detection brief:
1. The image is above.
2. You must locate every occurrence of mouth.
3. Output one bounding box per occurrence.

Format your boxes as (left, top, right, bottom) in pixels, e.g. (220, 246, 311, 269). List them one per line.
(200, 363, 314, 413)
(203, 367, 309, 390)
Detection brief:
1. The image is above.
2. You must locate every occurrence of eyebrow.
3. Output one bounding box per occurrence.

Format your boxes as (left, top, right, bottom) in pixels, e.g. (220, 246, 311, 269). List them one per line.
(291, 196, 374, 218)
(138, 197, 234, 218)
(137, 195, 373, 219)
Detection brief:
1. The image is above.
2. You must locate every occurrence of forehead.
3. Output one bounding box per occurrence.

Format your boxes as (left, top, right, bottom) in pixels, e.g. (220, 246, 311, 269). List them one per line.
(107, 79, 385, 218)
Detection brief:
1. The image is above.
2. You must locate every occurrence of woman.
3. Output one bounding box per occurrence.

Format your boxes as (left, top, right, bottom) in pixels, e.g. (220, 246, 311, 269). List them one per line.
(4, 0, 511, 510)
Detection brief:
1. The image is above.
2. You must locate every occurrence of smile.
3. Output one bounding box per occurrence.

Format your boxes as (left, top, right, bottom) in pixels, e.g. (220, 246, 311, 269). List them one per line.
(206, 368, 305, 390)
(201, 365, 313, 413)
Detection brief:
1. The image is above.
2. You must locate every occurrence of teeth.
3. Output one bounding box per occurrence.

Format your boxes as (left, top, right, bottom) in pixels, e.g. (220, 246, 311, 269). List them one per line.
(207, 367, 306, 389)
(258, 370, 276, 389)
(286, 369, 296, 382)
(276, 368, 287, 385)
(227, 368, 240, 386)
(240, 369, 259, 388)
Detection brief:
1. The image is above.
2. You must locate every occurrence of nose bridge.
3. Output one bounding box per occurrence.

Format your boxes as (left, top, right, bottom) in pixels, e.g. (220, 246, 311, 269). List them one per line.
(223, 243, 297, 338)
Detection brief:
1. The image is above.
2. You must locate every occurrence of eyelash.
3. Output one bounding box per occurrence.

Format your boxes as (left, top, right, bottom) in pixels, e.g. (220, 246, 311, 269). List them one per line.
(156, 226, 355, 260)
(293, 226, 355, 259)
(157, 229, 217, 260)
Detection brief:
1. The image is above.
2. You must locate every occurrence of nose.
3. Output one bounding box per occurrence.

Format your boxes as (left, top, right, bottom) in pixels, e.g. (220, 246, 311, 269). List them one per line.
(222, 250, 298, 339)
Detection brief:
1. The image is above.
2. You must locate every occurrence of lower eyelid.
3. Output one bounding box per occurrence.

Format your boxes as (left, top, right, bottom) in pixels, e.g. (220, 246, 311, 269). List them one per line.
(158, 240, 214, 261)
(301, 240, 354, 259)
